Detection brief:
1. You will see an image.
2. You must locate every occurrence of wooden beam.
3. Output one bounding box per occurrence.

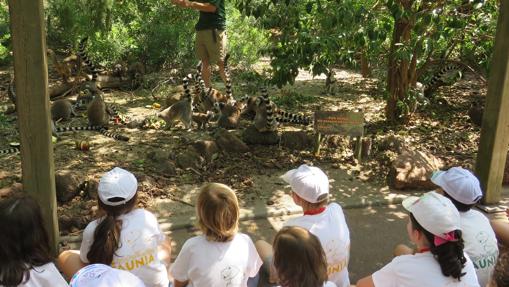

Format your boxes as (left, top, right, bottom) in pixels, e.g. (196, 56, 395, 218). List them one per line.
(8, 0, 59, 254)
(475, 1, 509, 204)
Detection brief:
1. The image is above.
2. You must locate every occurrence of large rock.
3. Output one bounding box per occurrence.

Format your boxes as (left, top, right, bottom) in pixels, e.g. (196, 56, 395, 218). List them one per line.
(192, 140, 220, 162)
(215, 128, 250, 152)
(147, 149, 169, 163)
(242, 125, 279, 145)
(55, 170, 81, 203)
(280, 131, 314, 150)
(176, 150, 204, 170)
(388, 149, 444, 190)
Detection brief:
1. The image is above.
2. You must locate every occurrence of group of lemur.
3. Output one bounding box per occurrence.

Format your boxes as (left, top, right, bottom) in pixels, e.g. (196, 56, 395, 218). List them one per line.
(156, 54, 313, 133)
(0, 35, 469, 155)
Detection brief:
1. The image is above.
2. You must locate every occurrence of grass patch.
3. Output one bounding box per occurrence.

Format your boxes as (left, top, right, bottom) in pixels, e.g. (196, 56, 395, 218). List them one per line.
(272, 87, 316, 109)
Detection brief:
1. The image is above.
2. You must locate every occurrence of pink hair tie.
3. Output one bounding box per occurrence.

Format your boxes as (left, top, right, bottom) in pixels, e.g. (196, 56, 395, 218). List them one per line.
(434, 231, 457, 246)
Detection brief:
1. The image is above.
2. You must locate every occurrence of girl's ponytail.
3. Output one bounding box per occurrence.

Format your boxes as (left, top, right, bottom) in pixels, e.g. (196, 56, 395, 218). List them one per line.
(87, 214, 122, 265)
(86, 193, 137, 265)
(410, 214, 466, 280)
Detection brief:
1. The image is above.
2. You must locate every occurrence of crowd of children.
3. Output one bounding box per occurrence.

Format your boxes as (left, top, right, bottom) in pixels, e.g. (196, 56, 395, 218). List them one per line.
(1, 164, 508, 287)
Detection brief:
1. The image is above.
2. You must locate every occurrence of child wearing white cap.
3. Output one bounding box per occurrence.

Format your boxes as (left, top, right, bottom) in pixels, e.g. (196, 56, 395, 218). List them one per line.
(431, 167, 499, 287)
(256, 164, 351, 287)
(70, 264, 145, 287)
(58, 167, 171, 287)
(357, 191, 480, 287)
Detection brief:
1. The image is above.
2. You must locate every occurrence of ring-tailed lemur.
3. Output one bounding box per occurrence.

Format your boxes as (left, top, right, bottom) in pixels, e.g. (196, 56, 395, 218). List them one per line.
(158, 74, 193, 129)
(250, 89, 313, 133)
(424, 63, 463, 98)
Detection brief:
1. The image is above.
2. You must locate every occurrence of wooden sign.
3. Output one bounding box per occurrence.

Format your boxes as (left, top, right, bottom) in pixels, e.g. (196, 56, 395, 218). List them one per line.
(314, 111, 364, 136)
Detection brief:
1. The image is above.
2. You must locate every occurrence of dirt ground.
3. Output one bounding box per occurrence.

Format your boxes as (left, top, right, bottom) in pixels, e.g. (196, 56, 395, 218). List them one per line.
(0, 63, 487, 237)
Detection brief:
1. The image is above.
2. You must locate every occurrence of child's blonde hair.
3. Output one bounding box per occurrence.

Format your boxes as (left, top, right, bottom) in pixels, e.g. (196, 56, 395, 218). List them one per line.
(196, 183, 239, 242)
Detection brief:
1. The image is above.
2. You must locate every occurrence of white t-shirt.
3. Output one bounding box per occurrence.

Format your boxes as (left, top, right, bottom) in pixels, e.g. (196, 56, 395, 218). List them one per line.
(4, 262, 69, 287)
(460, 210, 499, 287)
(277, 281, 336, 287)
(372, 252, 480, 287)
(80, 209, 169, 287)
(170, 233, 262, 287)
(283, 203, 350, 287)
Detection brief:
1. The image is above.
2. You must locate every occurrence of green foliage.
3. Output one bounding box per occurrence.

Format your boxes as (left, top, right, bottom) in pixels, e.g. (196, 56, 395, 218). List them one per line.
(271, 87, 315, 109)
(226, 6, 270, 69)
(0, 2, 10, 65)
(234, 0, 391, 87)
(46, 0, 197, 68)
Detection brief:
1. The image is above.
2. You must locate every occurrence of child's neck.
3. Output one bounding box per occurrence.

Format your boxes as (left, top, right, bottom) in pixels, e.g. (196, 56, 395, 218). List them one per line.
(302, 205, 326, 215)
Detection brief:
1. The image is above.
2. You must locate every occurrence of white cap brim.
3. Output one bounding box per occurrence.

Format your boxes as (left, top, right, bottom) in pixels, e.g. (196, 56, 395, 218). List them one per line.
(402, 196, 419, 212)
(430, 170, 446, 187)
(280, 169, 297, 184)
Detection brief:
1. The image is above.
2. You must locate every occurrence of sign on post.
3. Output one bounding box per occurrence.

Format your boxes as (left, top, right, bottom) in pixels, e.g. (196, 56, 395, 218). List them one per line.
(314, 111, 364, 136)
(313, 110, 365, 158)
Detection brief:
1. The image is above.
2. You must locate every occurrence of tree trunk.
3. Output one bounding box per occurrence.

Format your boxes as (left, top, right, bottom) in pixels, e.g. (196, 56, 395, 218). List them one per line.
(386, 0, 415, 123)
(361, 51, 371, 78)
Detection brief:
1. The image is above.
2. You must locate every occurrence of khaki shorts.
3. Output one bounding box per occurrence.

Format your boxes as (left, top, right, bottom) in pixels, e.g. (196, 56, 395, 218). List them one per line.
(195, 29, 227, 65)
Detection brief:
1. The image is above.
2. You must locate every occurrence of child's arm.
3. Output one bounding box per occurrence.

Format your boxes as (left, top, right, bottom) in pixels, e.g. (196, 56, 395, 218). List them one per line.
(357, 275, 376, 287)
(158, 238, 172, 267)
(174, 279, 190, 287)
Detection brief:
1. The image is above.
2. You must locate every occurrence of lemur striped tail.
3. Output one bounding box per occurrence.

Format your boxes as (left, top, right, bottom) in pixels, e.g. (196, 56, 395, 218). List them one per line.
(0, 148, 20, 155)
(276, 110, 312, 126)
(183, 74, 193, 102)
(224, 53, 233, 101)
(261, 87, 277, 131)
(78, 37, 100, 82)
(427, 64, 461, 87)
(54, 125, 102, 133)
(99, 128, 129, 141)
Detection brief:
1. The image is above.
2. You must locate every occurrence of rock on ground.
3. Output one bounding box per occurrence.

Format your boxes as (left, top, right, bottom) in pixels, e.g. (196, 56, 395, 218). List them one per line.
(388, 149, 444, 190)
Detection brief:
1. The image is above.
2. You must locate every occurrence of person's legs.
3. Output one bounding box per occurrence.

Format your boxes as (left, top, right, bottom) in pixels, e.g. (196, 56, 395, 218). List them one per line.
(217, 59, 227, 85)
(216, 30, 228, 85)
(255, 240, 278, 284)
(195, 30, 211, 87)
(57, 249, 86, 281)
(201, 59, 212, 88)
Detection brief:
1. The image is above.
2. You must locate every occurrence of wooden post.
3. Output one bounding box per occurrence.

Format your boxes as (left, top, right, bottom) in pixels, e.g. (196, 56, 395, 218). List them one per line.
(475, 1, 509, 204)
(8, 0, 59, 254)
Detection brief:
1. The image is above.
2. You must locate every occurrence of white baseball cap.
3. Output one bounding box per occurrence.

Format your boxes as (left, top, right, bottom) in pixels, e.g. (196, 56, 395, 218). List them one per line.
(98, 167, 138, 206)
(281, 164, 329, 203)
(70, 264, 145, 287)
(403, 191, 461, 239)
(431, 167, 483, 205)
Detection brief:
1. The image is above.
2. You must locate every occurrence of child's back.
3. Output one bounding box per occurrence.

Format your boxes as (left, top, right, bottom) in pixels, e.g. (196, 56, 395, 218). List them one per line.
(170, 183, 262, 287)
(171, 233, 260, 286)
(80, 208, 168, 286)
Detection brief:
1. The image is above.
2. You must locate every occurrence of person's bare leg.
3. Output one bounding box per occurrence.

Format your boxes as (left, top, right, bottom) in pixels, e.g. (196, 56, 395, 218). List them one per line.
(393, 244, 414, 257)
(202, 59, 212, 88)
(217, 59, 227, 85)
(255, 240, 278, 284)
(57, 250, 86, 281)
